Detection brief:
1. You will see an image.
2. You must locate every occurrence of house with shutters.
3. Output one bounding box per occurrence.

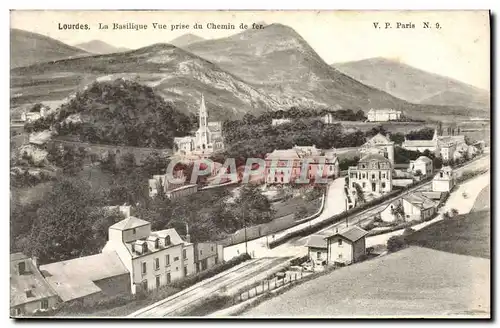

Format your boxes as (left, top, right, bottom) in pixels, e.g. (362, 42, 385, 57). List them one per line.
(102, 216, 196, 294)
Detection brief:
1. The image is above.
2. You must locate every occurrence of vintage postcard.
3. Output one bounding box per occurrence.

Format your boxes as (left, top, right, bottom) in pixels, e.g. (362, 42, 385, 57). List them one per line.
(9, 10, 490, 318)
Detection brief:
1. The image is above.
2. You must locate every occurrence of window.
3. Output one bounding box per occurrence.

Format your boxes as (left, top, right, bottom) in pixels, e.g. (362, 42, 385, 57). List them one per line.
(183, 249, 187, 259)
(338, 239, 343, 246)
(382, 182, 386, 188)
(165, 236, 171, 246)
(18, 262, 26, 275)
(132, 228, 136, 235)
(155, 258, 160, 270)
(165, 255, 170, 266)
(176, 267, 179, 271)
(184, 266, 188, 276)
(382, 173, 385, 179)
(174, 256, 179, 261)
(372, 174, 375, 179)
(25, 290, 34, 298)
(141, 262, 147, 275)
(338, 253, 343, 259)
(156, 276, 161, 289)
(41, 299, 48, 310)
(362, 182, 366, 188)
(155, 239, 159, 249)
(166, 272, 171, 284)
(211, 246, 214, 252)
(200, 250, 203, 255)
(142, 280, 148, 291)
(316, 252, 321, 260)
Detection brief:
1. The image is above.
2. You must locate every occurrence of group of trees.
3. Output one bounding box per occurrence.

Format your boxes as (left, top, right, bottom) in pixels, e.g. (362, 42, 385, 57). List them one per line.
(28, 79, 197, 148)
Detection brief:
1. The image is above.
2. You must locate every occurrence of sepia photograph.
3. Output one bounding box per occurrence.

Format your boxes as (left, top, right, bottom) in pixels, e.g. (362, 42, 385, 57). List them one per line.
(9, 9, 491, 319)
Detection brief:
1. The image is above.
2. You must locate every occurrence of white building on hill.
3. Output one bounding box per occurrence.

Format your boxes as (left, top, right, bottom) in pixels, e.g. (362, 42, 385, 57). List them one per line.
(367, 108, 402, 122)
(432, 166, 455, 192)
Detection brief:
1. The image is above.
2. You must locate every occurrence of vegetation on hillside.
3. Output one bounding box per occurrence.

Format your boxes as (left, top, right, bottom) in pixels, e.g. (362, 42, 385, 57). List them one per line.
(27, 79, 196, 148)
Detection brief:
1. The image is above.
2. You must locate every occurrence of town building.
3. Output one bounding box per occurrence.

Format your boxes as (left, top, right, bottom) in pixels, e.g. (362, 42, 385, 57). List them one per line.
(372, 201, 402, 223)
(366, 108, 402, 122)
(402, 129, 439, 154)
(39, 252, 131, 306)
(402, 192, 438, 221)
(408, 156, 433, 177)
(264, 147, 339, 184)
(271, 118, 292, 126)
(21, 105, 49, 123)
(10, 253, 59, 317)
(305, 235, 328, 269)
(193, 242, 223, 273)
(432, 166, 455, 192)
(348, 153, 392, 194)
(439, 142, 456, 163)
(322, 113, 335, 124)
(360, 133, 395, 164)
(102, 217, 195, 294)
(173, 94, 224, 156)
(325, 226, 368, 266)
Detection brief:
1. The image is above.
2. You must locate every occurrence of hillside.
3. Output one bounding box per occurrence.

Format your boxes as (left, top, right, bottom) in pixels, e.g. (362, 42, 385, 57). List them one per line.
(333, 57, 490, 112)
(185, 24, 410, 111)
(74, 40, 130, 54)
(11, 43, 282, 120)
(39, 79, 194, 148)
(10, 28, 89, 68)
(169, 33, 205, 48)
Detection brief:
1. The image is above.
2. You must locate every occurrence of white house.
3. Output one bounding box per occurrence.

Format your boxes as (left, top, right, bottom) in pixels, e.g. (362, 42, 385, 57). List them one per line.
(432, 166, 455, 192)
(271, 118, 292, 126)
(402, 192, 438, 221)
(102, 217, 196, 294)
(305, 235, 328, 269)
(325, 226, 368, 266)
(367, 108, 402, 122)
(348, 153, 392, 195)
(408, 156, 433, 177)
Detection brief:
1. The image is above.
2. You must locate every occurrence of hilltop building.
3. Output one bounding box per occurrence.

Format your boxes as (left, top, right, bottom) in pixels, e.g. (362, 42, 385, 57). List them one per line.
(271, 118, 292, 126)
(348, 153, 393, 194)
(173, 94, 224, 156)
(366, 108, 402, 122)
(10, 253, 59, 317)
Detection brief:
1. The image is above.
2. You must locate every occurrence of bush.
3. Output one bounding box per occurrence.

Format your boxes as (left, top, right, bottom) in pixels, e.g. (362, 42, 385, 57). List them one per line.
(387, 235, 407, 253)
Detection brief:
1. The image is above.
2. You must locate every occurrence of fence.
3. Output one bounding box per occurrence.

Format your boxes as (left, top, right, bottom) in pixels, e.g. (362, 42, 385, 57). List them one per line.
(233, 271, 305, 304)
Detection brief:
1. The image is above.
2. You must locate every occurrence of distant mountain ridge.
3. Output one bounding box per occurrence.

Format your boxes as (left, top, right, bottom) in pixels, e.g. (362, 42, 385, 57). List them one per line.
(169, 33, 205, 48)
(74, 40, 130, 54)
(11, 43, 282, 120)
(333, 57, 490, 111)
(10, 28, 89, 68)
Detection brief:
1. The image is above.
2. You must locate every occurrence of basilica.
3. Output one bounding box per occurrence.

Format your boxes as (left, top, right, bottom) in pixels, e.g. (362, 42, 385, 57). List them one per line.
(173, 94, 224, 156)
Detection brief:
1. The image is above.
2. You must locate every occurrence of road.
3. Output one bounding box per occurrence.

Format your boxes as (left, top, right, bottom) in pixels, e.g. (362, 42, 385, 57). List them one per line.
(225, 153, 490, 259)
(128, 257, 291, 317)
(223, 177, 347, 260)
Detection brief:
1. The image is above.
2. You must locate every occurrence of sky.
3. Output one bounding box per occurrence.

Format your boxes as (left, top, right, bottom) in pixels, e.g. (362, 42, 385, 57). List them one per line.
(10, 10, 490, 90)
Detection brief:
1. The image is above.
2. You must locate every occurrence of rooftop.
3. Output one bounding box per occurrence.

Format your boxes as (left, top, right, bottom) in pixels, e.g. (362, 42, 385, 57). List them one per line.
(359, 153, 390, 163)
(325, 226, 368, 243)
(39, 252, 129, 302)
(305, 235, 328, 249)
(403, 192, 437, 210)
(124, 228, 188, 258)
(11, 253, 58, 307)
(109, 216, 150, 231)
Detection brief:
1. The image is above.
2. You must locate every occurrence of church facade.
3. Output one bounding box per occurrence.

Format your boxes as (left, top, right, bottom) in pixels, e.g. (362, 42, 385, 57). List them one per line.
(173, 95, 224, 156)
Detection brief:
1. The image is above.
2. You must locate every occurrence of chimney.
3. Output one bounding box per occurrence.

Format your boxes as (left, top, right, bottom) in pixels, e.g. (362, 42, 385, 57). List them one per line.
(32, 256, 38, 269)
(185, 222, 191, 243)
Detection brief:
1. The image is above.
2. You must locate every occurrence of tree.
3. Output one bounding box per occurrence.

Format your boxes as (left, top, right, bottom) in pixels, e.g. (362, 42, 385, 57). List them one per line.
(22, 177, 121, 264)
(442, 212, 451, 220)
(386, 235, 407, 253)
(120, 152, 136, 173)
(233, 185, 274, 226)
(450, 208, 459, 217)
(389, 132, 405, 145)
(353, 182, 365, 204)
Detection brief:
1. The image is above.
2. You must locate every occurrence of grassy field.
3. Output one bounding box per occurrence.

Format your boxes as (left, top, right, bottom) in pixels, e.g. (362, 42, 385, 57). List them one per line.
(407, 184, 490, 259)
(242, 246, 490, 317)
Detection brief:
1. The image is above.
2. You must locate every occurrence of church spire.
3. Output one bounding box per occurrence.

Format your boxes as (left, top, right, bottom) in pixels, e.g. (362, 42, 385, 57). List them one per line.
(199, 93, 208, 129)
